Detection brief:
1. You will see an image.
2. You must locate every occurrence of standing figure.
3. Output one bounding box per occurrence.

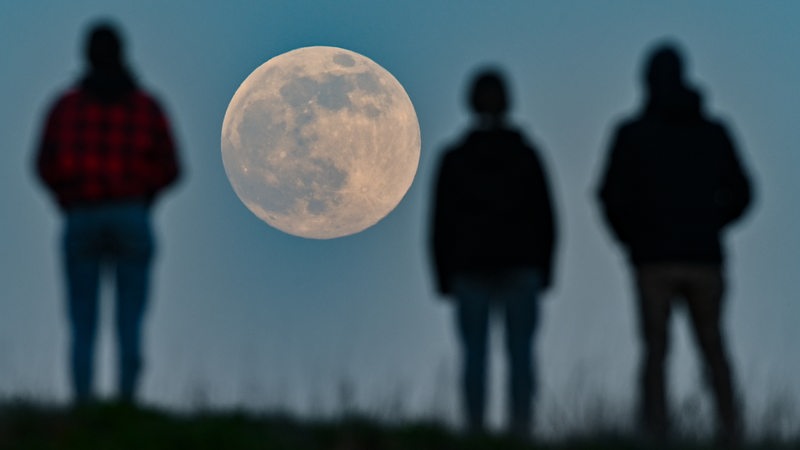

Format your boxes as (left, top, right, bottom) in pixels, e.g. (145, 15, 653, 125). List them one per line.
(35, 21, 181, 404)
(597, 41, 752, 444)
(430, 69, 557, 438)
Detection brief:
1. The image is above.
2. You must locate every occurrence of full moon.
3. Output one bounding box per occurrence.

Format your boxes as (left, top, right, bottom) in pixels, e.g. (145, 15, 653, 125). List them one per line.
(221, 46, 421, 239)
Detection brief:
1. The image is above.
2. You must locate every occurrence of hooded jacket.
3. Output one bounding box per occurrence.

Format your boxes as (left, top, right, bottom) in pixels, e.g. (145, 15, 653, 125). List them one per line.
(431, 126, 557, 295)
(597, 81, 752, 265)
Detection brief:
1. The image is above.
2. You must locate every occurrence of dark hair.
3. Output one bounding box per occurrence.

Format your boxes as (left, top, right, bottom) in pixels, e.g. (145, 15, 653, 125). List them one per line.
(85, 21, 124, 70)
(643, 41, 685, 90)
(468, 68, 509, 115)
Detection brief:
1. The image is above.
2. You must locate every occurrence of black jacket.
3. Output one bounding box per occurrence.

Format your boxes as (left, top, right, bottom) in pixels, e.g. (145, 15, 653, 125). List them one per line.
(431, 126, 557, 295)
(597, 86, 752, 265)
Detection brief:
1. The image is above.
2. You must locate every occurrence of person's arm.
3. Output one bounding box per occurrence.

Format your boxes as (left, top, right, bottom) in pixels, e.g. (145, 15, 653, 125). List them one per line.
(530, 149, 557, 290)
(715, 126, 752, 228)
(144, 96, 181, 203)
(597, 127, 635, 245)
(430, 153, 455, 296)
(34, 99, 69, 198)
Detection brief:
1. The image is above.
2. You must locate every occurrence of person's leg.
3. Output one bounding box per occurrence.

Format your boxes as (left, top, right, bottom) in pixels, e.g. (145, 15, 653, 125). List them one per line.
(635, 264, 676, 440)
(452, 274, 491, 433)
(110, 202, 154, 403)
(501, 268, 541, 439)
(62, 209, 104, 403)
(683, 265, 741, 444)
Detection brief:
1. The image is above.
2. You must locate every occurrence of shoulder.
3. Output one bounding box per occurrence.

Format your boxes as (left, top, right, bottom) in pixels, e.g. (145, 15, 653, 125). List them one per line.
(59, 88, 83, 102)
(468, 126, 532, 148)
(608, 112, 659, 151)
(435, 132, 476, 178)
(49, 88, 82, 109)
(439, 129, 474, 158)
(438, 142, 464, 169)
(614, 113, 646, 135)
(43, 88, 86, 123)
(495, 126, 544, 162)
(130, 89, 162, 108)
(129, 90, 172, 121)
(702, 114, 733, 135)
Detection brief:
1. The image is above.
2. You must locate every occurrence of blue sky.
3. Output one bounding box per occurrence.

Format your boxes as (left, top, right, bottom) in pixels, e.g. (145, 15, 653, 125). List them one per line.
(1, 0, 798, 434)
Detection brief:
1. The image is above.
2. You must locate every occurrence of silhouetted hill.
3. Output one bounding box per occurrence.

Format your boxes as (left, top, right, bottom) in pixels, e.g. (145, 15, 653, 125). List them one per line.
(0, 401, 797, 449)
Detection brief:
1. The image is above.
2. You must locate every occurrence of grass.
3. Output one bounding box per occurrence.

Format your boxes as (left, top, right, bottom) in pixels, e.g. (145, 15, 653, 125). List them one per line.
(1, 400, 799, 450)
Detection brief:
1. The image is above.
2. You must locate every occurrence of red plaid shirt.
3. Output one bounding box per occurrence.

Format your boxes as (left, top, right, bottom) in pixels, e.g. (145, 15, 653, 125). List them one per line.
(36, 87, 180, 209)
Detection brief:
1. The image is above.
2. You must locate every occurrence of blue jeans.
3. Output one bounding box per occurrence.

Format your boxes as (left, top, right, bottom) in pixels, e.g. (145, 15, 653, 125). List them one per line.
(451, 268, 541, 435)
(62, 201, 154, 402)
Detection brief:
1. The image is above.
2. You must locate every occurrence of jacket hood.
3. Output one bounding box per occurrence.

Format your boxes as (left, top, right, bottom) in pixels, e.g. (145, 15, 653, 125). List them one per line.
(645, 83, 703, 122)
(79, 67, 137, 102)
(642, 42, 703, 122)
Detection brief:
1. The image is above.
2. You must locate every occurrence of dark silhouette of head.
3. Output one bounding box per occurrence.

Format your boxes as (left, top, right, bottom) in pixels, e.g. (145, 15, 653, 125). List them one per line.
(80, 20, 137, 100)
(85, 21, 125, 71)
(468, 69, 510, 119)
(643, 41, 686, 94)
(640, 40, 704, 120)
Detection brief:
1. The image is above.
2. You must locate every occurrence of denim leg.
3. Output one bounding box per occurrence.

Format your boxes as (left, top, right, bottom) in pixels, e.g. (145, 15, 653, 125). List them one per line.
(452, 276, 491, 432)
(110, 204, 154, 402)
(63, 213, 103, 402)
(501, 269, 541, 437)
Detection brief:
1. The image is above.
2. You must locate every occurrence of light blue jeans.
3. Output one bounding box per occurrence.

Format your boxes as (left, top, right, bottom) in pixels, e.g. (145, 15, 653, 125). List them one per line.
(451, 268, 541, 436)
(62, 201, 154, 403)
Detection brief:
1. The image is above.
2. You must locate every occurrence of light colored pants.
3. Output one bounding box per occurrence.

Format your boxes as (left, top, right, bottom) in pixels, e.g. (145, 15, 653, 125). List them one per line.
(634, 262, 740, 440)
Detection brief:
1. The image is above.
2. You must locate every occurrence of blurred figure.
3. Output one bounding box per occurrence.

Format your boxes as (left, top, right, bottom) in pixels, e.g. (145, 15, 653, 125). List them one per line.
(430, 69, 557, 438)
(35, 21, 181, 404)
(597, 41, 752, 444)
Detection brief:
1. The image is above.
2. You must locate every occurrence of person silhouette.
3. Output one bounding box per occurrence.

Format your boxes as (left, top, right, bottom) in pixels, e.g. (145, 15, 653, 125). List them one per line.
(34, 20, 181, 404)
(430, 68, 557, 438)
(597, 41, 752, 444)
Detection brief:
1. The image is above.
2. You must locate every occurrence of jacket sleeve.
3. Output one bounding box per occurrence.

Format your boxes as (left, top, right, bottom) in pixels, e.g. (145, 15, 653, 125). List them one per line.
(715, 126, 752, 228)
(144, 97, 181, 202)
(430, 153, 455, 296)
(530, 149, 557, 290)
(597, 126, 636, 245)
(35, 99, 67, 198)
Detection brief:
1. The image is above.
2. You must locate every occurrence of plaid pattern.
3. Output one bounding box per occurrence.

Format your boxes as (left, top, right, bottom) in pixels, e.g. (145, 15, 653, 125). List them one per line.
(36, 88, 180, 208)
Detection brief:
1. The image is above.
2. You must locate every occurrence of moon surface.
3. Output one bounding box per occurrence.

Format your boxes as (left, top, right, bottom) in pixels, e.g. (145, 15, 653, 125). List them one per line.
(221, 46, 421, 239)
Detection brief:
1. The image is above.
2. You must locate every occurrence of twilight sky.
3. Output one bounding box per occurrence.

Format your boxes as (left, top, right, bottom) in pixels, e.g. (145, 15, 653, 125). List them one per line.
(1, 0, 798, 436)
